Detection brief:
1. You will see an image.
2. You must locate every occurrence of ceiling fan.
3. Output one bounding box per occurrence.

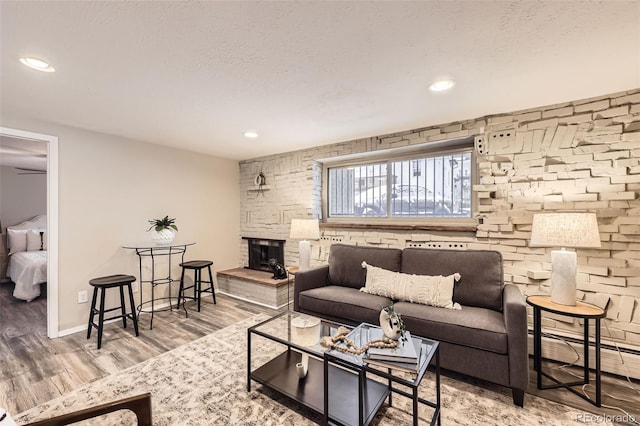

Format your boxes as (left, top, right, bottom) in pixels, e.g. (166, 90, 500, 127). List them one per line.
(16, 167, 47, 175)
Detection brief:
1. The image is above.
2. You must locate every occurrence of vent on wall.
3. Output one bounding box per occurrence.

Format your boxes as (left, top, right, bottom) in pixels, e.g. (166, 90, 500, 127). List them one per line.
(487, 130, 516, 144)
(407, 242, 469, 249)
(474, 135, 487, 155)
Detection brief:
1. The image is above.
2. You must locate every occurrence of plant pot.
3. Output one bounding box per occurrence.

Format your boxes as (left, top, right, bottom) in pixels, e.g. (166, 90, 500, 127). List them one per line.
(379, 309, 402, 340)
(152, 228, 176, 245)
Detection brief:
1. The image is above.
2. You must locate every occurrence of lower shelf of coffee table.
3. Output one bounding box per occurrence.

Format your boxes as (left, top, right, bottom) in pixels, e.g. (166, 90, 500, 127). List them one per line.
(251, 350, 389, 426)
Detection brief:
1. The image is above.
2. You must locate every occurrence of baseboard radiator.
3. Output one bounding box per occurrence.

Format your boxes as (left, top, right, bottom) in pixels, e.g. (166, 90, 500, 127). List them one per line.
(527, 332, 640, 381)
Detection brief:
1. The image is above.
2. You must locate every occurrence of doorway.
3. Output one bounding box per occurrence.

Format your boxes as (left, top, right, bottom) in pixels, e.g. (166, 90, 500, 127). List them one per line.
(0, 127, 58, 338)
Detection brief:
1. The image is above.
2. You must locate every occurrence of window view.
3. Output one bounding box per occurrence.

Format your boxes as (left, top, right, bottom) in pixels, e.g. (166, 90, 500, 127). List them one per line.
(328, 151, 472, 218)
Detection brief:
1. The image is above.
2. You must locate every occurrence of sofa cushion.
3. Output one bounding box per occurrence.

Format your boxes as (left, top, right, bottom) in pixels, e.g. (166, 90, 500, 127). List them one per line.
(360, 262, 461, 310)
(395, 301, 508, 354)
(298, 286, 392, 325)
(328, 244, 402, 290)
(401, 248, 504, 311)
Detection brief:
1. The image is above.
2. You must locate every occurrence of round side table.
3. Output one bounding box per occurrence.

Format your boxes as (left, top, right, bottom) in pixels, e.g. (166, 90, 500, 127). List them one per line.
(526, 295, 606, 406)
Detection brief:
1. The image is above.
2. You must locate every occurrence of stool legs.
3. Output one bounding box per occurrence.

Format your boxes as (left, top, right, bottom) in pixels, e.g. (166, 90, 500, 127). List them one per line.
(196, 267, 201, 312)
(177, 267, 186, 310)
(177, 267, 190, 318)
(87, 280, 139, 349)
(98, 287, 106, 350)
(178, 265, 216, 313)
(87, 287, 99, 339)
(119, 285, 127, 328)
(207, 265, 216, 305)
(127, 283, 140, 337)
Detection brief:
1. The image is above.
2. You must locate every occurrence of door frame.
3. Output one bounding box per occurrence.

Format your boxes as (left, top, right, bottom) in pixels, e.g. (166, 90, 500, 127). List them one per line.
(0, 126, 59, 338)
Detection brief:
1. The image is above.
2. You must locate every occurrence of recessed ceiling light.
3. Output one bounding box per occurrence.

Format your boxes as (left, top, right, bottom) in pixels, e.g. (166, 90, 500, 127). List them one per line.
(19, 57, 55, 72)
(428, 79, 455, 92)
(243, 130, 259, 139)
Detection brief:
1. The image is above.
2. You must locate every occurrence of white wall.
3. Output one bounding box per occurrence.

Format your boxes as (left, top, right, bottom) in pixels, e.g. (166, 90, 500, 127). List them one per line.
(1, 115, 240, 331)
(0, 165, 47, 230)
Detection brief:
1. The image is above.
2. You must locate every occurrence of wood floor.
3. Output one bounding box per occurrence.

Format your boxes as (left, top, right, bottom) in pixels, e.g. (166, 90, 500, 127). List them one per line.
(1, 280, 639, 424)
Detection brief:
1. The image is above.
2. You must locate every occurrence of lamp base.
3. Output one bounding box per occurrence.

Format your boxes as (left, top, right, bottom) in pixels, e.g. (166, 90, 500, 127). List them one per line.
(550, 249, 577, 306)
(299, 240, 311, 271)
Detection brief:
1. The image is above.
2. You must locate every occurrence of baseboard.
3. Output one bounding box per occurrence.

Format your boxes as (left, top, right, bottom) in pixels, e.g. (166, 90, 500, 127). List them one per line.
(58, 324, 87, 337)
(58, 302, 176, 337)
(529, 332, 640, 380)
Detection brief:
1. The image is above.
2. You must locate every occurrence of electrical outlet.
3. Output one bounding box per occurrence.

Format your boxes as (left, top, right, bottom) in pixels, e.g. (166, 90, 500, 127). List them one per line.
(77, 290, 88, 304)
(131, 281, 139, 292)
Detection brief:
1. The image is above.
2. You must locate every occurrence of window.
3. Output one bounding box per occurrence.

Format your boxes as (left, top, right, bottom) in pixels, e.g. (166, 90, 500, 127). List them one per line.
(327, 149, 473, 219)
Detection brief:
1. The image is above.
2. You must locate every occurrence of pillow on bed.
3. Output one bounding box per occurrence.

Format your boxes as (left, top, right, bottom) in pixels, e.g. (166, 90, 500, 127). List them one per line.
(360, 261, 462, 310)
(27, 229, 47, 251)
(7, 229, 28, 254)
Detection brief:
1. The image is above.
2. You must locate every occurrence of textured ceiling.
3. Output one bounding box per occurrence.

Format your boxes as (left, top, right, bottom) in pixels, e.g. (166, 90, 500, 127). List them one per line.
(1, 1, 639, 161)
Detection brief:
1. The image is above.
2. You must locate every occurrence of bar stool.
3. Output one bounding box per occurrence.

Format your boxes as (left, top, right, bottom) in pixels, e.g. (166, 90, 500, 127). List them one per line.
(177, 260, 216, 314)
(87, 274, 139, 349)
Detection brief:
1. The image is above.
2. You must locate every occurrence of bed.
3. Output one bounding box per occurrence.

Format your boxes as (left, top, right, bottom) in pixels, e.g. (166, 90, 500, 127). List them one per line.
(6, 215, 48, 302)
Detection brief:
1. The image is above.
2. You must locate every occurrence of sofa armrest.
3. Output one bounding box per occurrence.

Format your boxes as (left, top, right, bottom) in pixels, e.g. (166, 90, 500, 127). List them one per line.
(293, 265, 329, 312)
(503, 284, 529, 392)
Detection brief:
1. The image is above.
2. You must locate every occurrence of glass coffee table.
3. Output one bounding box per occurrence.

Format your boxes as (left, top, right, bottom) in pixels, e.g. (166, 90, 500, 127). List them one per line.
(247, 311, 440, 425)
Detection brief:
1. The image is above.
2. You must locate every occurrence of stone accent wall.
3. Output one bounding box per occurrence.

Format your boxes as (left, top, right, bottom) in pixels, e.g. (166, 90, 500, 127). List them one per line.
(240, 89, 640, 361)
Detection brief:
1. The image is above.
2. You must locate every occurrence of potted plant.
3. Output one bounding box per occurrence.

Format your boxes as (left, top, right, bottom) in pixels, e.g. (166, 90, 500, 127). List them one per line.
(147, 215, 178, 245)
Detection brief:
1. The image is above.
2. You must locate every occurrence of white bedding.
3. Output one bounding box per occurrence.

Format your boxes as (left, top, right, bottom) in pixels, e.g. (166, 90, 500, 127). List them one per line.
(7, 250, 47, 301)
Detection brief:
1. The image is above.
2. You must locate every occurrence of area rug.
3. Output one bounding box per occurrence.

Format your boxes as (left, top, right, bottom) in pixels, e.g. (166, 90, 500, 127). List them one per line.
(15, 314, 606, 425)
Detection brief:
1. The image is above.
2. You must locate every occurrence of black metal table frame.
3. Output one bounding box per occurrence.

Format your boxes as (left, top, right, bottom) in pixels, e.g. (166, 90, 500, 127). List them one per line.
(247, 312, 441, 426)
(286, 267, 297, 311)
(530, 302, 605, 407)
(324, 343, 440, 426)
(131, 244, 190, 329)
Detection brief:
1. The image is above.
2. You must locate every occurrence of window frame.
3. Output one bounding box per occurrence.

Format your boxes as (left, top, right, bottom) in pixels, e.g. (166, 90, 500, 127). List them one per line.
(321, 141, 477, 226)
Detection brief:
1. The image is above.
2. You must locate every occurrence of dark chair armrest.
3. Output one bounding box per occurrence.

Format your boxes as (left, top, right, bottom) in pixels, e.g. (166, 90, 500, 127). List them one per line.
(503, 284, 529, 391)
(26, 393, 152, 426)
(293, 265, 329, 311)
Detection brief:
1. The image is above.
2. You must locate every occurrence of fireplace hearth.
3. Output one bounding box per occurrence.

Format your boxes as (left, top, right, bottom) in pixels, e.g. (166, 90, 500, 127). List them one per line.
(243, 237, 285, 273)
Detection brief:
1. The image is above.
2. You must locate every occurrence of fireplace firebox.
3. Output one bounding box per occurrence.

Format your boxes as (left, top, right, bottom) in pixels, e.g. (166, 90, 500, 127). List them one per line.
(243, 237, 285, 273)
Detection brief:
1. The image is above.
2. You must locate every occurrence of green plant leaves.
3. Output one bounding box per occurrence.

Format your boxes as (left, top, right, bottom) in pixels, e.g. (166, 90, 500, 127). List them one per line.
(147, 216, 178, 232)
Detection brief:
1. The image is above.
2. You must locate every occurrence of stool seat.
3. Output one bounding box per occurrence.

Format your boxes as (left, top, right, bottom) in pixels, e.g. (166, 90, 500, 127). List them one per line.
(87, 274, 139, 349)
(180, 260, 213, 269)
(178, 260, 216, 313)
(90, 274, 136, 287)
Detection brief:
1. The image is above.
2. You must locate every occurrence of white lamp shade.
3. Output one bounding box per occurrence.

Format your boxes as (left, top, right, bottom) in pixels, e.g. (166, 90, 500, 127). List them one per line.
(530, 213, 601, 248)
(530, 212, 600, 306)
(289, 219, 320, 240)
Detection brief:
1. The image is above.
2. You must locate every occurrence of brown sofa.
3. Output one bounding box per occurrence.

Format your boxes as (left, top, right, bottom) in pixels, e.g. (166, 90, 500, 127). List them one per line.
(294, 244, 528, 406)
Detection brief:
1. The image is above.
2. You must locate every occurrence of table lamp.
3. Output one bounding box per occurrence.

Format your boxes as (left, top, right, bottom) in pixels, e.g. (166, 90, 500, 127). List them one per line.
(289, 218, 320, 271)
(530, 213, 601, 306)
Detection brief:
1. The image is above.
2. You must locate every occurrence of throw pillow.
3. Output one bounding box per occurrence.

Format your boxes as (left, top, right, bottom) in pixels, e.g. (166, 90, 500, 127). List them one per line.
(7, 229, 28, 254)
(27, 229, 46, 251)
(360, 261, 462, 310)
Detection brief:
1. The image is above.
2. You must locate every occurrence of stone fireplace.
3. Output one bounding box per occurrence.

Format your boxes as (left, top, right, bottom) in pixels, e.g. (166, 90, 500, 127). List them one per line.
(243, 237, 285, 272)
(216, 237, 291, 309)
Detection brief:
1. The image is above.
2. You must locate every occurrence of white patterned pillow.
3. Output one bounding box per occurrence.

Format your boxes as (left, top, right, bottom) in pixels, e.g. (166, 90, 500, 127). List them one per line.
(7, 229, 28, 254)
(360, 261, 462, 310)
(27, 229, 47, 251)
